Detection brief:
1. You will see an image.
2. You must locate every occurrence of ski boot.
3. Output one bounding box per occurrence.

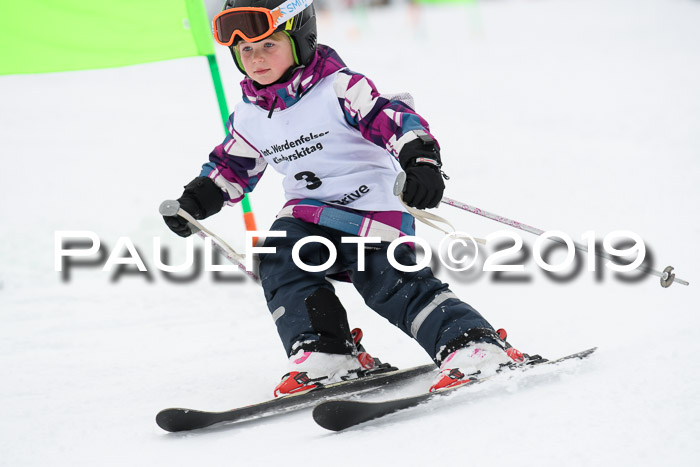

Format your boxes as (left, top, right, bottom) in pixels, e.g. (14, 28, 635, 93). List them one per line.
(274, 328, 396, 397)
(429, 328, 527, 392)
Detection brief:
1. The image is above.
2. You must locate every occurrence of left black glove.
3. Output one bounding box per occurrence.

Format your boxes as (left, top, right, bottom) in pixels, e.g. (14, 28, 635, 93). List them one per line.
(398, 131, 445, 209)
(163, 177, 225, 238)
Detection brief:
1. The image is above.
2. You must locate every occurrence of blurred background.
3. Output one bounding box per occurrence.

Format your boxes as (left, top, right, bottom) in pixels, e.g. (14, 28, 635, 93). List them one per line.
(1, 1, 699, 465)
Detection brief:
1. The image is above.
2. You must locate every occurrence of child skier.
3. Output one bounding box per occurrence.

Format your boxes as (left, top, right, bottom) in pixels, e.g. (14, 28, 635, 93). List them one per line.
(163, 0, 521, 395)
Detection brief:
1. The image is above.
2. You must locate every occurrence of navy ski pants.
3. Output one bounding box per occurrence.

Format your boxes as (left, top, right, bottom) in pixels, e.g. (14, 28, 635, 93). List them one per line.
(258, 217, 494, 361)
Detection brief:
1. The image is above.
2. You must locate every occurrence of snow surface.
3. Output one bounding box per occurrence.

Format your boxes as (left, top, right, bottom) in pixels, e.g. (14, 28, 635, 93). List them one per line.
(1, 0, 699, 465)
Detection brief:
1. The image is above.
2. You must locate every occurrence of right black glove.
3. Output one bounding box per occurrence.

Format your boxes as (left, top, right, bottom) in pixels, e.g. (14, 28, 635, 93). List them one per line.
(163, 177, 225, 238)
(398, 131, 445, 210)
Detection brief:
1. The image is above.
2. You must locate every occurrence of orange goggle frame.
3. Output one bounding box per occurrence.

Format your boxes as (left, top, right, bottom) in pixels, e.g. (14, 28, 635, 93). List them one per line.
(213, 7, 283, 46)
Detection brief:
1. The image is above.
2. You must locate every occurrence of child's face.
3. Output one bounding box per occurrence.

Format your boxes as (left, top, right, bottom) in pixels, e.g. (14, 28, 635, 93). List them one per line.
(238, 36, 295, 86)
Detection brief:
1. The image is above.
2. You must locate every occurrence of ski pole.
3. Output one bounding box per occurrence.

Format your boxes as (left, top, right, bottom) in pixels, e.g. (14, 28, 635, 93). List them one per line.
(393, 172, 688, 288)
(159, 200, 260, 283)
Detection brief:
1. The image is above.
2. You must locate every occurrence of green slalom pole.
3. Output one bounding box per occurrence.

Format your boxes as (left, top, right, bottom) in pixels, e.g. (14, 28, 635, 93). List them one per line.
(206, 53, 258, 236)
(186, 0, 258, 239)
(207, 54, 231, 128)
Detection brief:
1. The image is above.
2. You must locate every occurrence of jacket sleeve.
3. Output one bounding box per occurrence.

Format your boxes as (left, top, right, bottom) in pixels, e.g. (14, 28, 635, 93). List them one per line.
(333, 69, 438, 159)
(200, 112, 268, 205)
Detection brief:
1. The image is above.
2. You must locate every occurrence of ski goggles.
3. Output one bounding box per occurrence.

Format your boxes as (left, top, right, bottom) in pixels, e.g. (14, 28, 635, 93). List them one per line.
(213, 0, 314, 46)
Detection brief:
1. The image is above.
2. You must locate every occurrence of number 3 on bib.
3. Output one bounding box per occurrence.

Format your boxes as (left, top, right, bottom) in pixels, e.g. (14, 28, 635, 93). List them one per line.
(295, 171, 322, 190)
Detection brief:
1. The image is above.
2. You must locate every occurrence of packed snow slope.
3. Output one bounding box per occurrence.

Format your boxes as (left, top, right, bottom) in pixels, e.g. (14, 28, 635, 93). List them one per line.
(1, 0, 699, 465)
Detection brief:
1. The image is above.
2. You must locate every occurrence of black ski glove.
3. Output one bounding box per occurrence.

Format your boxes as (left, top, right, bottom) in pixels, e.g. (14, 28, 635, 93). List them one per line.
(163, 177, 225, 238)
(398, 131, 445, 209)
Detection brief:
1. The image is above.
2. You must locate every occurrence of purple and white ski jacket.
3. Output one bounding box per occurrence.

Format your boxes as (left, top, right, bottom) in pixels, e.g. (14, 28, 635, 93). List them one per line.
(200, 45, 437, 241)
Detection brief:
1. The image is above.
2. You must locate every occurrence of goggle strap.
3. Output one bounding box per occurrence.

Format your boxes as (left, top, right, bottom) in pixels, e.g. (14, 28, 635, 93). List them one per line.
(270, 0, 314, 28)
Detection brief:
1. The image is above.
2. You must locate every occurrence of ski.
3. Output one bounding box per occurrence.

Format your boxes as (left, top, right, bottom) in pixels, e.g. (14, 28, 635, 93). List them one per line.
(156, 363, 435, 432)
(312, 347, 597, 431)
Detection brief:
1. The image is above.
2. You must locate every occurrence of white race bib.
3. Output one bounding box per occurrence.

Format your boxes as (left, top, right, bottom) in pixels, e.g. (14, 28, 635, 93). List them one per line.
(233, 71, 406, 212)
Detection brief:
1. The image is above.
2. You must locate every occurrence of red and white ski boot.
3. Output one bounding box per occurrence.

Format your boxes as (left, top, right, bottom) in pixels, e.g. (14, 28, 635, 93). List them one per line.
(273, 328, 381, 398)
(429, 328, 524, 392)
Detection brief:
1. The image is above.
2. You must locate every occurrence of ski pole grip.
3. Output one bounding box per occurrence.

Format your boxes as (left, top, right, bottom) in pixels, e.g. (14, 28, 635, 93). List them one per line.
(159, 199, 181, 217)
(159, 199, 201, 235)
(393, 171, 407, 197)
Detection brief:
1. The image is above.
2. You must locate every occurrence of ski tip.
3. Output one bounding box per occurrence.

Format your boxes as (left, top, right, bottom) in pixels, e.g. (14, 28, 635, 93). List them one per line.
(156, 408, 196, 433)
(156, 409, 180, 432)
(312, 401, 347, 431)
(312, 400, 365, 432)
